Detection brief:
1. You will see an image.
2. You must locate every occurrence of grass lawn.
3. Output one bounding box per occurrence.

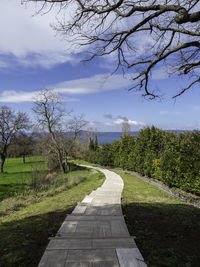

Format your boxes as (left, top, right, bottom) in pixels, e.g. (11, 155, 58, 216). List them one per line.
(118, 171, 200, 267)
(0, 157, 47, 200)
(0, 157, 105, 267)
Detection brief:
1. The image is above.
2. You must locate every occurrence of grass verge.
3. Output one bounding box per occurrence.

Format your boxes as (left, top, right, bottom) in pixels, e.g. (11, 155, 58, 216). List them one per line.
(117, 170, 200, 267)
(0, 166, 105, 267)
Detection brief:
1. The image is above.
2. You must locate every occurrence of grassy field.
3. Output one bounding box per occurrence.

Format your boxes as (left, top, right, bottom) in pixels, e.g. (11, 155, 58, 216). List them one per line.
(118, 171, 200, 267)
(0, 157, 105, 266)
(0, 157, 47, 200)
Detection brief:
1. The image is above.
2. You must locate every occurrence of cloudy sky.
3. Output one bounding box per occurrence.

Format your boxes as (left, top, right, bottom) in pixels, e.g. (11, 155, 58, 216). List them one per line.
(0, 0, 199, 131)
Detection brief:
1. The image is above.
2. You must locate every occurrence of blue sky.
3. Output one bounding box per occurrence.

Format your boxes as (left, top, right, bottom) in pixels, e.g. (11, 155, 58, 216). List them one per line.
(0, 1, 199, 132)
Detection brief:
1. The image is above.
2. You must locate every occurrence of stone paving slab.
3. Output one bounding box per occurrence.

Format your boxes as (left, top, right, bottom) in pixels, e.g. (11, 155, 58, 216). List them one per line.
(116, 248, 147, 267)
(47, 237, 137, 250)
(84, 204, 122, 216)
(67, 249, 118, 262)
(72, 203, 87, 215)
(39, 249, 120, 267)
(38, 250, 68, 267)
(38, 165, 147, 267)
(66, 262, 119, 267)
(82, 195, 94, 204)
(65, 215, 124, 221)
(57, 219, 129, 238)
(91, 196, 121, 205)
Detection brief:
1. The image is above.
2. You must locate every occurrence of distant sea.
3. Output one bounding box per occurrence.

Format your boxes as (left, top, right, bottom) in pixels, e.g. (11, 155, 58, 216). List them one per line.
(36, 130, 193, 145)
(81, 131, 138, 145)
(81, 130, 192, 145)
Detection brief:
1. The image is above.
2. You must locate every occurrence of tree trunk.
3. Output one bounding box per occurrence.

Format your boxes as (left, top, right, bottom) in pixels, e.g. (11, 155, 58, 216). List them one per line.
(23, 155, 25, 164)
(57, 149, 66, 173)
(0, 155, 6, 173)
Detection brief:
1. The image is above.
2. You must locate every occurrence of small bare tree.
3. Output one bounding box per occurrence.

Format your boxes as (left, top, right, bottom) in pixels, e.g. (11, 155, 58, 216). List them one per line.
(0, 106, 30, 173)
(25, 0, 200, 99)
(32, 89, 70, 173)
(65, 114, 88, 158)
(33, 89, 87, 171)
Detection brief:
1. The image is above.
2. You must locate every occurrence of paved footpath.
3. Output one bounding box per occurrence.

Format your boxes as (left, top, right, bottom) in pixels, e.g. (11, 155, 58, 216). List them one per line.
(38, 166, 147, 267)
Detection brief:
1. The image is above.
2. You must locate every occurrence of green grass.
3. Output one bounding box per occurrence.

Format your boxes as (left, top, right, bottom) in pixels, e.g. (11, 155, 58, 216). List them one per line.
(117, 171, 200, 267)
(0, 157, 47, 200)
(0, 157, 105, 266)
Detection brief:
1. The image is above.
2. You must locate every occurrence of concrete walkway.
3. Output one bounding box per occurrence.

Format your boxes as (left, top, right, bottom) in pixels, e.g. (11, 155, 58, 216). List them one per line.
(38, 166, 147, 267)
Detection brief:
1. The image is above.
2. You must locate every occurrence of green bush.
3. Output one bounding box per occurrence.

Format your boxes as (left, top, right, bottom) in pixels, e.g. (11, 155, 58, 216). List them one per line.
(84, 127, 200, 195)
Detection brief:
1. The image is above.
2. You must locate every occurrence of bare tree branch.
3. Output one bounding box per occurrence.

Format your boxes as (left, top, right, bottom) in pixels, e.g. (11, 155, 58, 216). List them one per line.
(24, 0, 200, 98)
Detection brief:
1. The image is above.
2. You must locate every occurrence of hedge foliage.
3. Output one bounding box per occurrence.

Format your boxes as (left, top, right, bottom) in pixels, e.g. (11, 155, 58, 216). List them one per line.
(84, 126, 200, 195)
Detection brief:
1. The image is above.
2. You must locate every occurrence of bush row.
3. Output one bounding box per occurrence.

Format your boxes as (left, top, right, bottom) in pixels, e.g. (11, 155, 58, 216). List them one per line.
(84, 126, 200, 195)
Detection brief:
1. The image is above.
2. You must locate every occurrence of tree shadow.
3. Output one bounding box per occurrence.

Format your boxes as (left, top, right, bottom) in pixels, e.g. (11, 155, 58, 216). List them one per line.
(0, 206, 75, 267)
(2, 201, 199, 267)
(122, 202, 200, 267)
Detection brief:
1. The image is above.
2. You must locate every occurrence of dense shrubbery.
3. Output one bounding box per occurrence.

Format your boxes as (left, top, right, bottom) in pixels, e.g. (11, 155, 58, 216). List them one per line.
(84, 127, 200, 195)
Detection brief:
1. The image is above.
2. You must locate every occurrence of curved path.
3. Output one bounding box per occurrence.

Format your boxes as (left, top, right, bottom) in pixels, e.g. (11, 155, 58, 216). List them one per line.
(38, 165, 147, 267)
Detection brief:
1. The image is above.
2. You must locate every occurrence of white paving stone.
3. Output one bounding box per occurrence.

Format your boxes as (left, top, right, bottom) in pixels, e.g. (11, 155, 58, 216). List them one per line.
(116, 248, 148, 267)
(82, 195, 94, 204)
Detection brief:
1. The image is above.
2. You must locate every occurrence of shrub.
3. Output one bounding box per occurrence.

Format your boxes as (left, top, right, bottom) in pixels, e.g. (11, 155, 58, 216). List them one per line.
(84, 127, 200, 195)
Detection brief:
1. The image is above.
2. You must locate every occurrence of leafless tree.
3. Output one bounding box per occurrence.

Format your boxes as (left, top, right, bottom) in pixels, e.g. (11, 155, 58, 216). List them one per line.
(25, 0, 199, 99)
(32, 89, 87, 172)
(32, 89, 70, 173)
(122, 119, 131, 137)
(65, 114, 87, 157)
(68, 114, 87, 139)
(0, 106, 30, 173)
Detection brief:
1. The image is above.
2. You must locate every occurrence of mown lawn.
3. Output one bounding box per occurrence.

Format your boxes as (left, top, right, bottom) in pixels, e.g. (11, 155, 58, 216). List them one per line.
(0, 157, 47, 200)
(0, 157, 105, 267)
(118, 171, 200, 267)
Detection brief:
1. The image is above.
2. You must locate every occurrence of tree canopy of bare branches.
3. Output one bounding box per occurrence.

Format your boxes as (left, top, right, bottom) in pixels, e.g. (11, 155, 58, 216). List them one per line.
(25, 0, 200, 99)
(33, 89, 69, 173)
(33, 89, 87, 172)
(0, 106, 30, 173)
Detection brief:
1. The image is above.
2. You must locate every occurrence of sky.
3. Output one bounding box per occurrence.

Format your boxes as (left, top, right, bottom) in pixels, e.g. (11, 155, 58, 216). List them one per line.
(0, 0, 199, 132)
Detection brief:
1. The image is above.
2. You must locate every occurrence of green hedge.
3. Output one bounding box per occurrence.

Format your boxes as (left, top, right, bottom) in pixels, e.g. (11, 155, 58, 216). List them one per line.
(84, 127, 200, 195)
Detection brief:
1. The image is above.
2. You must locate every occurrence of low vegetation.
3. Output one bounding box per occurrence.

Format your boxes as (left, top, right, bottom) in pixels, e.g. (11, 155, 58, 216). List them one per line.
(0, 157, 105, 266)
(0, 157, 47, 201)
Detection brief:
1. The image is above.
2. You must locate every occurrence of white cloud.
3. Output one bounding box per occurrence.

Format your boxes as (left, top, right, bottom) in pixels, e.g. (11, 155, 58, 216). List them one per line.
(0, 73, 133, 102)
(0, 90, 78, 103)
(0, 0, 82, 69)
(113, 118, 144, 126)
(53, 73, 133, 95)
